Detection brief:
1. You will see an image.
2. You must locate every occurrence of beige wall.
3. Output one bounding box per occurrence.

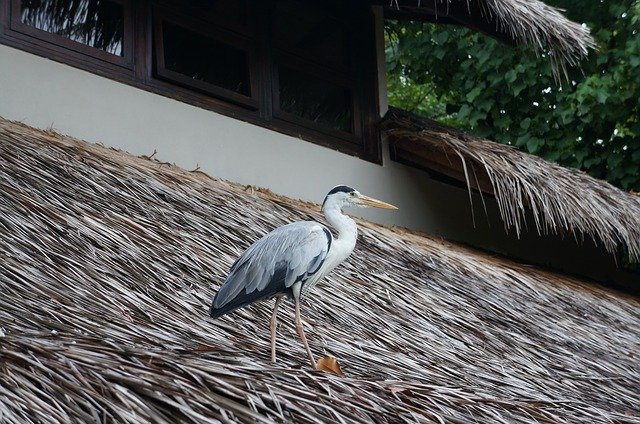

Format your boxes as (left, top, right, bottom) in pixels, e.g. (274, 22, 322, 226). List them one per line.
(0, 43, 635, 288)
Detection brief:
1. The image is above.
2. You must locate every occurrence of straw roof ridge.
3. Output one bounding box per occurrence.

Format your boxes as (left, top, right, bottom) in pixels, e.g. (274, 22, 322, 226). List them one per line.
(384, 108, 640, 263)
(1, 118, 639, 423)
(389, 0, 596, 80)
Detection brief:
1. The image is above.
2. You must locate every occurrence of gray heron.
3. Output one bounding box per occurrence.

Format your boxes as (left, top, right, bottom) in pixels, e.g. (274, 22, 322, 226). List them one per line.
(209, 185, 397, 368)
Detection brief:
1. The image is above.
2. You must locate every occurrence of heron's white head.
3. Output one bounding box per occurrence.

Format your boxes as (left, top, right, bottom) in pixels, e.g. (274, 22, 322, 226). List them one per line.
(322, 185, 397, 211)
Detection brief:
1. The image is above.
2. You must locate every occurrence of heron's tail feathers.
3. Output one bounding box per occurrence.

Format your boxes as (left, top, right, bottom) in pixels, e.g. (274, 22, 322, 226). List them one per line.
(209, 286, 285, 318)
(209, 301, 240, 318)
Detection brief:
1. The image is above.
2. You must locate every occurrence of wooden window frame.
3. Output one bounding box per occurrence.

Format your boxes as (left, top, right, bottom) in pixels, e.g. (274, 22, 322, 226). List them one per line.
(272, 55, 363, 146)
(152, 10, 259, 110)
(0, 0, 382, 163)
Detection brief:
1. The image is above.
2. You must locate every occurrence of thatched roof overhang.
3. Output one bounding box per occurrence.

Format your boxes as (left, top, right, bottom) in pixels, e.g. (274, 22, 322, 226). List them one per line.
(1, 119, 639, 423)
(383, 107, 640, 264)
(382, 0, 596, 78)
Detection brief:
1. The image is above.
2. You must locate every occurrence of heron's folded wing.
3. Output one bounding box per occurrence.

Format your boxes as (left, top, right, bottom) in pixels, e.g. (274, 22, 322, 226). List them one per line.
(210, 222, 331, 317)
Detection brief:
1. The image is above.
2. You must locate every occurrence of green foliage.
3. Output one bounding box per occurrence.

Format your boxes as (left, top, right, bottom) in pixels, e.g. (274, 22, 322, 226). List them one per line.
(385, 0, 640, 191)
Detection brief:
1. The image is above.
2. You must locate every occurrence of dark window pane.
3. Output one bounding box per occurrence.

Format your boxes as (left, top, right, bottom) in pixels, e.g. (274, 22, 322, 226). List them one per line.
(20, 0, 124, 56)
(185, 0, 248, 28)
(279, 66, 352, 132)
(274, 0, 349, 69)
(162, 22, 251, 96)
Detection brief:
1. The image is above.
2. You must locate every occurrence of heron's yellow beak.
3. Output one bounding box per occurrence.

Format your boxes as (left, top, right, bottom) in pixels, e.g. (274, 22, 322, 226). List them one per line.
(357, 194, 398, 210)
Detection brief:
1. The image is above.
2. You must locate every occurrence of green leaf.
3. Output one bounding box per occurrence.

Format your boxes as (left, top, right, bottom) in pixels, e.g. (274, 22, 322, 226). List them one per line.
(512, 81, 527, 96)
(458, 104, 471, 120)
(433, 30, 449, 44)
(583, 157, 603, 168)
(526, 137, 543, 154)
(476, 97, 495, 112)
(516, 134, 530, 148)
(469, 109, 488, 126)
(493, 114, 511, 130)
(596, 90, 609, 104)
(574, 148, 589, 164)
(557, 107, 574, 125)
(544, 150, 561, 162)
(466, 86, 483, 103)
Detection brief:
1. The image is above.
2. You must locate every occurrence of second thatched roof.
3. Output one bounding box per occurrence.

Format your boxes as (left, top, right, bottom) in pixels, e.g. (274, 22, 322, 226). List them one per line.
(383, 108, 640, 264)
(1, 119, 639, 423)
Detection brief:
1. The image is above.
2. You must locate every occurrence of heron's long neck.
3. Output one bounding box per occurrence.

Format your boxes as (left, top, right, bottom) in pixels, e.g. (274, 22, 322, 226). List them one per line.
(323, 203, 357, 262)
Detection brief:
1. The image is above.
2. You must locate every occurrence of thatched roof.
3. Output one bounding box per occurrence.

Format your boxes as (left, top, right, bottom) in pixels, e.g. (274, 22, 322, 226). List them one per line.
(1, 119, 639, 423)
(383, 108, 640, 264)
(384, 0, 596, 78)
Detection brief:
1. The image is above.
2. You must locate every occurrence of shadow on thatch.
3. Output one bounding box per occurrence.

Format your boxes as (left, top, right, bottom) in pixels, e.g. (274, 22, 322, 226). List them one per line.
(0, 119, 639, 423)
(384, 107, 640, 264)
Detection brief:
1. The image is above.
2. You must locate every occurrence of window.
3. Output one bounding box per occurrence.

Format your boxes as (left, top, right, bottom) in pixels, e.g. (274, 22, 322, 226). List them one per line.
(8, 0, 133, 66)
(272, 0, 360, 139)
(154, 17, 257, 108)
(0, 0, 381, 162)
(277, 65, 354, 133)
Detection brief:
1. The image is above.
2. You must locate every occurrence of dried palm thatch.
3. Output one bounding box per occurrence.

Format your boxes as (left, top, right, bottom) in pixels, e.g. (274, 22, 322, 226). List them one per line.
(0, 119, 639, 423)
(384, 108, 640, 264)
(385, 0, 596, 80)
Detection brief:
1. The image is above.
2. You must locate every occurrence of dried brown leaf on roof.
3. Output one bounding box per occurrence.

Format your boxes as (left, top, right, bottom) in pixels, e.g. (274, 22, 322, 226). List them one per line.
(0, 119, 639, 423)
(315, 356, 344, 376)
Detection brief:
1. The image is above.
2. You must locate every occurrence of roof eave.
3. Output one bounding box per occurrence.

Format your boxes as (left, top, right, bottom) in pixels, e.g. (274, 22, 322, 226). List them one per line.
(382, 107, 640, 263)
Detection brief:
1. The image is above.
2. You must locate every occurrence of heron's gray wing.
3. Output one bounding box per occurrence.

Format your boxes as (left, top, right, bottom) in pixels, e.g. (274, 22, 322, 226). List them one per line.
(210, 221, 332, 317)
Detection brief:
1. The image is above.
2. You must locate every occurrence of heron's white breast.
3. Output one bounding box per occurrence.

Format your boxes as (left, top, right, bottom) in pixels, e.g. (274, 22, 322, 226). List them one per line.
(300, 233, 357, 298)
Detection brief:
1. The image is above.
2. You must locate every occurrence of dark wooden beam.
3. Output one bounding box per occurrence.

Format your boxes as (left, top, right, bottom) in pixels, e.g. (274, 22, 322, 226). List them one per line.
(388, 133, 496, 196)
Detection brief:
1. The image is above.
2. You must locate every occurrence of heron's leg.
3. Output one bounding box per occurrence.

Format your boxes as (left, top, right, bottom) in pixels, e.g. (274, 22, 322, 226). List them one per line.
(294, 297, 316, 368)
(270, 296, 283, 363)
